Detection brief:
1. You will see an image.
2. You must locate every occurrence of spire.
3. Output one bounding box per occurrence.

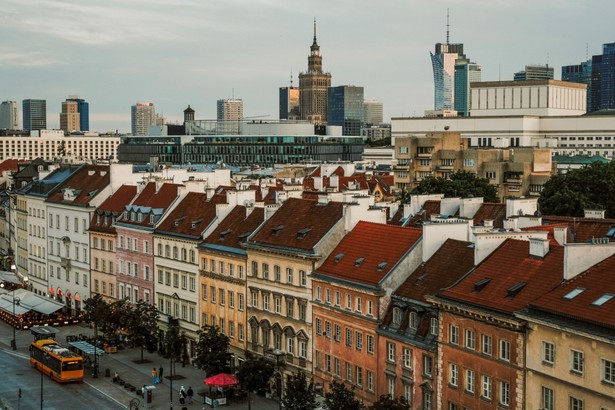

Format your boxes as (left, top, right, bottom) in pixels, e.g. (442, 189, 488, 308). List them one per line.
(313, 17, 318, 46)
(446, 8, 450, 44)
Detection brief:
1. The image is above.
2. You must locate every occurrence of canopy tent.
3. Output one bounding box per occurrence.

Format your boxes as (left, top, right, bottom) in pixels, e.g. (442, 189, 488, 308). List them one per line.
(204, 373, 239, 388)
(0, 288, 65, 315)
(0, 270, 21, 285)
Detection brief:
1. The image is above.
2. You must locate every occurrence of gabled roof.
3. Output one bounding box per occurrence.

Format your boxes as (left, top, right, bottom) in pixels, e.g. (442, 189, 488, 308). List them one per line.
(528, 254, 615, 330)
(249, 197, 344, 253)
(155, 191, 225, 238)
(90, 185, 138, 234)
(338, 174, 369, 190)
(0, 159, 21, 173)
(202, 206, 265, 251)
(26, 164, 81, 197)
(407, 200, 441, 226)
(541, 215, 615, 243)
(472, 202, 506, 228)
(46, 165, 110, 206)
(116, 182, 181, 228)
(395, 239, 474, 301)
(315, 221, 422, 287)
(388, 207, 406, 226)
(439, 239, 564, 314)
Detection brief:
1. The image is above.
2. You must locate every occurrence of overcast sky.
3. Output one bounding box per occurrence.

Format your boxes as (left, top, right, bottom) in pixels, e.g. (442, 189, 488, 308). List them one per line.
(1, 0, 612, 133)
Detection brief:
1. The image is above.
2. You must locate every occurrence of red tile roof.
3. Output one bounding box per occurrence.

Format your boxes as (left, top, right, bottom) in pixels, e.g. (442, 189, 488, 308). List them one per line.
(528, 254, 615, 329)
(116, 182, 181, 228)
(338, 174, 369, 190)
(155, 191, 226, 238)
(541, 216, 615, 243)
(203, 206, 265, 249)
(0, 159, 21, 172)
(388, 207, 406, 226)
(315, 221, 422, 287)
(439, 239, 564, 314)
(90, 185, 138, 234)
(520, 223, 569, 246)
(407, 200, 441, 226)
(472, 203, 506, 228)
(46, 165, 111, 206)
(249, 197, 344, 253)
(395, 239, 474, 301)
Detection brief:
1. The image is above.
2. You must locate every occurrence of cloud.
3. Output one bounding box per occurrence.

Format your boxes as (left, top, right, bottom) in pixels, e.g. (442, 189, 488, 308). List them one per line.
(0, 49, 64, 67)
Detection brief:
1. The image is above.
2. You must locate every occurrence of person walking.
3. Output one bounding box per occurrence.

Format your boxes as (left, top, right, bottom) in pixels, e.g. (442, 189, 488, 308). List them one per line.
(179, 386, 187, 405)
(151, 368, 158, 384)
(158, 366, 164, 383)
(187, 386, 194, 404)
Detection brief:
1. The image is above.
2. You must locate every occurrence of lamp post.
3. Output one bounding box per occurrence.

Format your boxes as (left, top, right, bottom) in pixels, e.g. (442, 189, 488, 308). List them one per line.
(40, 352, 49, 410)
(168, 292, 180, 410)
(272, 348, 284, 410)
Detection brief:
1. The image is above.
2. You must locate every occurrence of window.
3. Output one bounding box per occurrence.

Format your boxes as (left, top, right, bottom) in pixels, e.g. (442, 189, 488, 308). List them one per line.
(465, 369, 475, 393)
(356, 332, 363, 351)
(326, 289, 331, 304)
(334, 324, 341, 342)
(345, 328, 352, 346)
(603, 359, 615, 384)
(263, 294, 269, 311)
(499, 381, 510, 406)
(367, 335, 374, 354)
(543, 341, 555, 364)
(252, 291, 258, 308)
(262, 263, 269, 279)
(465, 329, 475, 350)
(334, 358, 341, 377)
(569, 396, 583, 410)
(356, 297, 362, 313)
(387, 342, 396, 362)
(229, 291, 234, 308)
(274, 297, 281, 314)
(299, 341, 306, 358)
(482, 334, 492, 356)
(346, 363, 352, 382)
(541, 386, 554, 410)
(316, 319, 322, 335)
(238, 294, 244, 311)
(346, 294, 352, 310)
(367, 300, 373, 316)
(449, 325, 459, 345)
(316, 286, 322, 301)
(403, 348, 412, 368)
(356, 367, 363, 387)
(367, 371, 374, 392)
(449, 363, 458, 387)
(423, 355, 433, 377)
(251, 261, 258, 277)
(287, 337, 294, 355)
(481, 375, 491, 400)
(335, 291, 341, 306)
(274, 265, 281, 282)
(409, 311, 418, 329)
(287, 268, 293, 284)
(499, 340, 510, 362)
(286, 300, 294, 318)
(300, 270, 306, 286)
(387, 376, 394, 397)
(423, 391, 432, 410)
(298, 303, 306, 321)
(570, 350, 584, 375)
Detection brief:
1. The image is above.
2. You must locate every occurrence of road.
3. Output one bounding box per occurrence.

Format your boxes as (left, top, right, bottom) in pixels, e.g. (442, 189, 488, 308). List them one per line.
(0, 349, 125, 410)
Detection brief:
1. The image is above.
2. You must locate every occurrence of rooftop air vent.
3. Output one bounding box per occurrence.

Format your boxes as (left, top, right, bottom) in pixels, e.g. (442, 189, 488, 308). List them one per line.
(355, 257, 365, 267)
(506, 281, 527, 297)
(474, 278, 491, 292)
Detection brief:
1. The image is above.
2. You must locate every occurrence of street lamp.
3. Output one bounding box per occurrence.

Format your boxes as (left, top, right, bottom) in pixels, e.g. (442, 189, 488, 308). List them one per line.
(40, 352, 49, 410)
(1, 284, 21, 350)
(272, 348, 285, 410)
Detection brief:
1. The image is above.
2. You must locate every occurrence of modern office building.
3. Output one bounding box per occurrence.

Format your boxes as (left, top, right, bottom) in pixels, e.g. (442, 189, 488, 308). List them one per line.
(0, 101, 19, 130)
(65, 96, 89, 131)
(562, 60, 592, 111)
(430, 13, 465, 111)
(591, 42, 615, 112)
(279, 87, 300, 120)
(363, 100, 383, 126)
(22, 99, 47, 131)
(217, 99, 243, 134)
(131, 102, 156, 136)
(513, 64, 554, 81)
(60, 100, 80, 132)
(327, 85, 364, 136)
(454, 58, 481, 116)
(299, 20, 332, 124)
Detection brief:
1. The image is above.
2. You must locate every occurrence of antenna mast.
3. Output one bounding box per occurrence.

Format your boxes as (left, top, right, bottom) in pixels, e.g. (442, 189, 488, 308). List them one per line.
(446, 8, 450, 44)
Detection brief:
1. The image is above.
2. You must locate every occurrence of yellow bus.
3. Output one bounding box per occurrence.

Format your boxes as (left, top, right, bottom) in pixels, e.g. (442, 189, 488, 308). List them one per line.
(30, 339, 84, 383)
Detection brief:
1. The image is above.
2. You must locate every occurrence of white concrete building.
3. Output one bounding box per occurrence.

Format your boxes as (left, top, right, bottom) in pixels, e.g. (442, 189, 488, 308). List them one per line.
(0, 101, 20, 130)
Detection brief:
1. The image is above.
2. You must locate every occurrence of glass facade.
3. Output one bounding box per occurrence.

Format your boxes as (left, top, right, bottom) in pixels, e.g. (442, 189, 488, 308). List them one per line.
(22, 99, 47, 131)
(591, 42, 615, 112)
(562, 60, 592, 111)
(430, 43, 464, 110)
(454, 58, 481, 116)
(327, 86, 364, 136)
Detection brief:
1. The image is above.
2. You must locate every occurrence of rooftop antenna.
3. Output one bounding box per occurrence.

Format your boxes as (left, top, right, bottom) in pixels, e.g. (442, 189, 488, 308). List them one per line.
(586, 43, 589, 60)
(546, 52, 549, 67)
(313, 17, 317, 43)
(446, 8, 450, 44)
(290, 70, 293, 88)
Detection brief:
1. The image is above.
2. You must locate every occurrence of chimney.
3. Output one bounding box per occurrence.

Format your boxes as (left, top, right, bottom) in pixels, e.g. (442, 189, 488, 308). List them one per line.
(553, 226, 567, 246)
(529, 237, 549, 259)
(584, 209, 605, 219)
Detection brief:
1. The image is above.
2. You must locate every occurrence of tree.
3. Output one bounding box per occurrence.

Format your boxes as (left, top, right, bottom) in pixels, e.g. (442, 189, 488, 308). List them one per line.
(193, 325, 230, 376)
(281, 370, 317, 410)
(124, 300, 160, 361)
(410, 171, 499, 203)
(236, 351, 275, 410)
(324, 380, 365, 410)
(82, 294, 110, 332)
(368, 395, 410, 410)
(539, 161, 615, 218)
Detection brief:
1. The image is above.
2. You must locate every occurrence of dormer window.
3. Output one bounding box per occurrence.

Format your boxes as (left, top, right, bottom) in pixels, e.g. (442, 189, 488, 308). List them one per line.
(474, 278, 491, 292)
(334, 253, 344, 263)
(355, 257, 365, 267)
(392, 307, 402, 326)
(296, 227, 311, 240)
(219, 229, 232, 241)
(131, 211, 136, 221)
(563, 287, 585, 300)
(377, 261, 388, 272)
(271, 225, 284, 236)
(506, 281, 526, 297)
(409, 311, 419, 330)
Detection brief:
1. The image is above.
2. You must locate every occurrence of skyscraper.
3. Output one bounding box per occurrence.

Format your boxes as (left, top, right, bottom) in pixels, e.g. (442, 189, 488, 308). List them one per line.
(562, 60, 592, 111)
(327, 86, 364, 136)
(60, 100, 80, 132)
(22, 99, 47, 131)
(513, 64, 554, 81)
(430, 12, 465, 110)
(363, 100, 383, 126)
(454, 58, 482, 116)
(299, 19, 332, 124)
(217, 99, 243, 121)
(131, 102, 156, 136)
(0, 101, 20, 130)
(279, 86, 300, 120)
(590, 42, 615, 112)
(65, 96, 89, 131)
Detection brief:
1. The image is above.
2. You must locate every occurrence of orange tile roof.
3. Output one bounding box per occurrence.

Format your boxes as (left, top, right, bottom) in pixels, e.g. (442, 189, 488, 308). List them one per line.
(116, 182, 181, 228)
(203, 206, 265, 249)
(395, 239, 474, 301)
(0, 159, 20, 172)
(388, 207, 406, 226)
(520, 223, 569, 246)
(541, 215, 615, 243)
(46, 165, 111, 206)
(407, 200, 441, 226)
(90, 185, 138, 234)
(155, 191, 225, 238)
(472, 203, 506, 228)
(249, 197, 344, 253)
(528, 254, 615, 329)
(439, 239, 564, 314)
(315, 221, 422, 287)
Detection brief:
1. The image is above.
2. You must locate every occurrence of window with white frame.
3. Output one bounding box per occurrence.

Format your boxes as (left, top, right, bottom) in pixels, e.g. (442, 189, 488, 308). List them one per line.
(366, 335, 374, 354)
(449, 363, 458, 387)
(499, 381, 510, 406)
(430, 317, 438, 335)
(499, 340, 510, 362)
(482, 334, 492, 355)
(570, 349, 584, 375)
(449, 325, 459, 345)
(481, 375, 491, 400)
(465, 369, 475, 393)
(541, 386, 554, 410)
(367, 371, 374, 392)
(602, 359, 615, 384)
(286, 268, 293, 284)
(409, 311, 418, 330)
(423, 355, 433, 376)
(465, 329, 475, 350)
(387, 342, 395, 362)
(367, 300, 373, 316)
(543, 341, 555, 364)
(300, 270, 306, 286)
(403, 348, 412, 368)
(569, 396, 583, 410)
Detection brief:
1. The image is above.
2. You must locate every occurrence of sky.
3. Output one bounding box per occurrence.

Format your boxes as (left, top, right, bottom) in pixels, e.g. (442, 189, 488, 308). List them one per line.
(1, 0, 613, 133)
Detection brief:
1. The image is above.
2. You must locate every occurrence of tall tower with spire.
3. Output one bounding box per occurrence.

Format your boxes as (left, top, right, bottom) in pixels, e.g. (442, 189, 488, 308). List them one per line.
(430, 10, 465, 111)
(299, 19, 332, 124)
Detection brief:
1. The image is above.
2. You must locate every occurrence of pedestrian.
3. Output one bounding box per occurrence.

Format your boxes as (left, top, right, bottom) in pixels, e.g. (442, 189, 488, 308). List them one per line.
(151, 368, 158, 384)
(187, 386, 194, 404)
(158, 366, 164, 382)
(179, 386, 187, 405)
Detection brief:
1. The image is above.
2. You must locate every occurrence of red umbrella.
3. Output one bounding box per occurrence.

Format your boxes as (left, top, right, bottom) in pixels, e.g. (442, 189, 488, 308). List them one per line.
(204, 373, 239, 388)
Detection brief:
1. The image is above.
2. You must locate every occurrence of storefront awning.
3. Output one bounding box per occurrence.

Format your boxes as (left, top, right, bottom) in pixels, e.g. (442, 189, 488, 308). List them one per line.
(0, 270, 21, 285)
(0, 289, 65, 315)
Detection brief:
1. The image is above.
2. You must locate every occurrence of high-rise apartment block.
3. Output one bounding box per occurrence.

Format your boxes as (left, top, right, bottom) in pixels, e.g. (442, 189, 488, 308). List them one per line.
(327, 85, 364, 136)
(513, 64, 554, 81)
(131, 102, 155, 136)
(216, 99, 243, 121)
(454, 58, 481, 116)
(65, 96, 89, 131)
(60, 100, 80, 132)
(22, 99, 47, 131)
(363, 100, 383, 126)
(279, 87, 300, 120)
(0, 101, 20, 130)
(299, 20, 332, 124)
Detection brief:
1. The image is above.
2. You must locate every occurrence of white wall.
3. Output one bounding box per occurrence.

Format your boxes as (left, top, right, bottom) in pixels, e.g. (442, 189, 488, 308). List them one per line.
(474, 230, 549, 264)
(422, 221, 470, 262)
(564, 242, 615, 280)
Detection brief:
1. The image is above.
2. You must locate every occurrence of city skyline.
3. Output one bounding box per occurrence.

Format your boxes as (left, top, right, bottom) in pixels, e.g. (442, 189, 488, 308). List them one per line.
(1, 0, 612, 133)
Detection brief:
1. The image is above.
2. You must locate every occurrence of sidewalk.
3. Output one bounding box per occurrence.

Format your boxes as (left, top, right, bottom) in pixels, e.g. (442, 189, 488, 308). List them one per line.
(0, 321, 282, 409)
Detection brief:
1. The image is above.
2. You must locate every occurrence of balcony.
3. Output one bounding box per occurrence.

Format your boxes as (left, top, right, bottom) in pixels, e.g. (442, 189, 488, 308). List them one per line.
(60, 257, 71, 271)
(437, 164, 454, 171)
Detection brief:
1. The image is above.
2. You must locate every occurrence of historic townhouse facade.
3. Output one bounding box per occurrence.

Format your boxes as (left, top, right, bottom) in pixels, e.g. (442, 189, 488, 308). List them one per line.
(246, 197, 346, 397)
(378, 239, 474, 410)
(114, 181, 183, 305)
(46, 165, 112, 312)
(89, 185, 137, 302)
(311, 221, 423, 405)
(199, 205, 264, 369)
